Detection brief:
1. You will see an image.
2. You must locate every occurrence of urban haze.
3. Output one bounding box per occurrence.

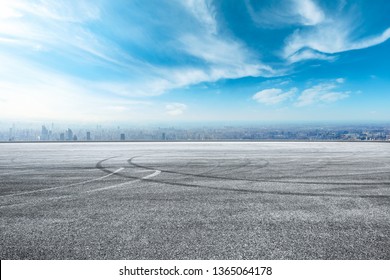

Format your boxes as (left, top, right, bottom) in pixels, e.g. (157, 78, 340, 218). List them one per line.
(3, 123, 390, 142)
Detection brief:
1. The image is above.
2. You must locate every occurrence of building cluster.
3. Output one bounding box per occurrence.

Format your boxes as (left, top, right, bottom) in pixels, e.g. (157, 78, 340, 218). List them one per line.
(2, 123, 390, 142)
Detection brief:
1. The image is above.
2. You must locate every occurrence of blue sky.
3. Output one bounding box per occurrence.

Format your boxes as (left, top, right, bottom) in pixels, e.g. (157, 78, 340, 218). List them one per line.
(0, 0, 389, 123)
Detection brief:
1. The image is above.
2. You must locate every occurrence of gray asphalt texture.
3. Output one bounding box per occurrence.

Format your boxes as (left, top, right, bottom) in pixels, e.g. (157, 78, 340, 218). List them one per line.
(0, 142, 389, 259)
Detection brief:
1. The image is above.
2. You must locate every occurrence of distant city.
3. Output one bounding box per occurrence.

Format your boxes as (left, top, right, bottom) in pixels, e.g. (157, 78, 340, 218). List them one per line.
(1, 123, 390, 142)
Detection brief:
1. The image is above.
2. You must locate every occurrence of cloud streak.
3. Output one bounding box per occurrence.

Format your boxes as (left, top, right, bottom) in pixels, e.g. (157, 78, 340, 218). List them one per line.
(253, 88, 297, 105)
(180, 0, 217, 34)
(295, 81, 350, 107)
(246, 0, 324, 28)
(283, 2, 390, 62)
(253, 79, 350, 107)
(293, 0, 325, 26)
(166, 103, 187, 116)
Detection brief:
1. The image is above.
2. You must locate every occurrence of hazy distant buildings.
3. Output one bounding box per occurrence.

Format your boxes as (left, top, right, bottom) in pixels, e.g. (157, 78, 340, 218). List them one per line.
(9, 127, 14, 141)
(66, 129, 73, 141)
(41, 125, 49, 141)
(1, 123, 390, 142)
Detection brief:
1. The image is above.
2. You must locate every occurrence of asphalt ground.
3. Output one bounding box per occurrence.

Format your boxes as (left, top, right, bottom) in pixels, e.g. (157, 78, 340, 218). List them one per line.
(0, 142, 389, 259)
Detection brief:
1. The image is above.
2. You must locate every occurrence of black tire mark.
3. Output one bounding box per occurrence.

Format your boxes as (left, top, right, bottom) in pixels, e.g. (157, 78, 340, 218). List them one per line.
(91, 155, 390, 199)
(274, 153, 357, 178)
(94, 156, 390, 198)
(127, 156, 390, 186)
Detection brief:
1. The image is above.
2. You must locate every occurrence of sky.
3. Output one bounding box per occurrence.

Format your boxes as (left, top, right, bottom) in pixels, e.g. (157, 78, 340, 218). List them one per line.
(0, 0, 389, 124)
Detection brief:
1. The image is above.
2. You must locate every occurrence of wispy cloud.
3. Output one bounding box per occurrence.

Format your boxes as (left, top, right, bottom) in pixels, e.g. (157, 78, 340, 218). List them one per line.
(0, 0, 134, 68)
(253, 78, 350, 107)
(166, 103, 187, 116)
(180, 0, 217, 34)
(292, 0, 325, 26)
(284, 26, 390, 61)
(253, 88, 297, 105)
(245, 0, 390, 65)
(179, 35, 273, 79)
(246, 0, 324, 28)
(295, 81, 350, 107)
(178, 1, 275, 81)
(287, 49, 335, 63)
(283, 4, 390, 62)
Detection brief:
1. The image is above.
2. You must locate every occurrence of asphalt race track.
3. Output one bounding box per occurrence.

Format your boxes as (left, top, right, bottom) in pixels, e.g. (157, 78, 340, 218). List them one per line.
(1, 142, 389, 259)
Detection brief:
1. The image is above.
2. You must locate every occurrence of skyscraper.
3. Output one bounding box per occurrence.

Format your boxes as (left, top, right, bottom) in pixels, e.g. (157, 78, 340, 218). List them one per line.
(66, 129, 73, 141)
(41, 125, 49, 141)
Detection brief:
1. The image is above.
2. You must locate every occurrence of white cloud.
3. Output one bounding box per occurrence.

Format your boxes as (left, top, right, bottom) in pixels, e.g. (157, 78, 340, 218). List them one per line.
(287, 49, 335, 63)
(293, 0, 325, 26)
(349, 28, 390, 50)
(178, 1, 276, 81)
(295, 82, 349, 107)
(0, 0, 136, 68)
(283, 13, 390, 63)
(336, 78, 345, 84)
(320, 91, 349, 102)
(179, 34, 275, 80)
(95, 62, 271, 99)
(0, 0, 99, 22)
(246, 0, 324, 28)
(253, 88, 297, 105)
(166, 103, 187, 116)
(181, 0, 217, 34)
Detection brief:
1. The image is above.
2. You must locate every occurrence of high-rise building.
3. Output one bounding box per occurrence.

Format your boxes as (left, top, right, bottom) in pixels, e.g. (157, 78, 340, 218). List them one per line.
(66, 129, 73, 141)
(41, 125, 49, 141)
(60, 133, 65, 141)
(120, 133, 125, 141)
(87, 131, 91, 141)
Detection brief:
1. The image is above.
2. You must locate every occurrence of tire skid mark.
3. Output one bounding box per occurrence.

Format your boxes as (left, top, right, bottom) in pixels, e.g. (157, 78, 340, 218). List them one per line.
(84, 179, 139, 193)
(110, 155, 390, 199)
(285, 170, 390, 179)
(0, 163, 124, 198)
(275, 153, 357, 178)
(0, 170, 31, 176)
(1, 156, 155, 208)
(0, 172, 137, 208)
(127, 156, 390, 186)
(318, 184, 390, 192)
(1, 154, 389, 207)
(0, 194, 74, 209)
(0, 157, 128, 207)
(142, 170, 161, 179)
(96, 156, 161, 181)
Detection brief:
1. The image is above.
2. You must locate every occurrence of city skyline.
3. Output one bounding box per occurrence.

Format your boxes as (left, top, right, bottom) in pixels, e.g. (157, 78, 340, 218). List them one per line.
(0, 0, 389, 123)
(3, 122, 390, 142)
